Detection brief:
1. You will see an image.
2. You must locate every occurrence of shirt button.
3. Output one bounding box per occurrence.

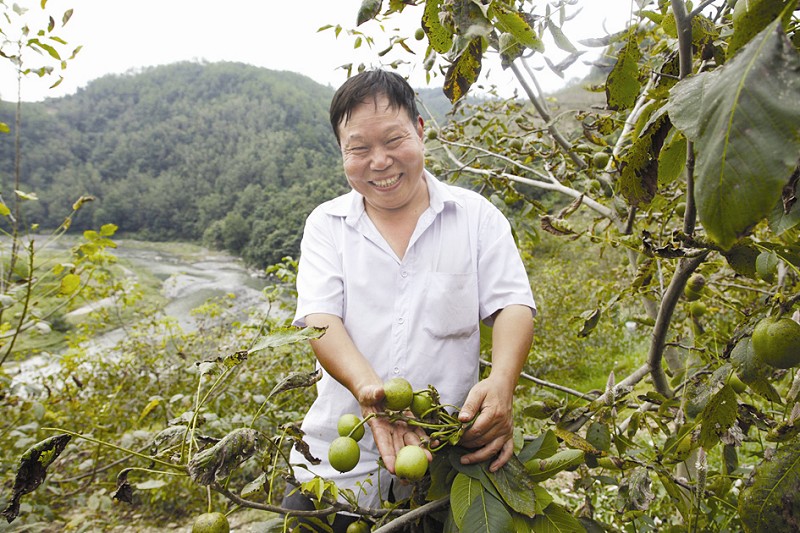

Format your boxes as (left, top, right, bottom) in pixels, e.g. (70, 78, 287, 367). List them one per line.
(401, 271, 408, 278)
(393, 367, 400, 374)
(398, 317, 405, 324)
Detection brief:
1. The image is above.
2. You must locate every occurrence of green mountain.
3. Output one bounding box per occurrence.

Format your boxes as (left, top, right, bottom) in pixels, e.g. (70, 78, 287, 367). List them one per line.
(0, 62, 348, 267)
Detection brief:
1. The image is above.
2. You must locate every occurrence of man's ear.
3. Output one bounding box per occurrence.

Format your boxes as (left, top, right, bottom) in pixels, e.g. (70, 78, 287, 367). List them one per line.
(416, 116, 425, 139)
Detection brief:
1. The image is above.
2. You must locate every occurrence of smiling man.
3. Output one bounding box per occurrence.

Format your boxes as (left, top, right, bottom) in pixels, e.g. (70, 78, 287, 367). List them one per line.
(283, 69, 535, 532)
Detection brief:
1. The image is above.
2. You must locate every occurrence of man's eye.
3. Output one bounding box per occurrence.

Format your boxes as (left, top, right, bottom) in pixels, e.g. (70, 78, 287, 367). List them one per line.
(387, 137, 402, 146)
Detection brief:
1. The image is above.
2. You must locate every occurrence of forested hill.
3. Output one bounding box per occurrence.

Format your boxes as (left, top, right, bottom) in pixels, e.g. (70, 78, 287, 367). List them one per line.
(0, 62, 352, 267)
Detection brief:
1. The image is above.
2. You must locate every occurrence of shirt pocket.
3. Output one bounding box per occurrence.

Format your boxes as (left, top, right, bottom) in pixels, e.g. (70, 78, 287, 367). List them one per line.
(422, 271, 479, 340)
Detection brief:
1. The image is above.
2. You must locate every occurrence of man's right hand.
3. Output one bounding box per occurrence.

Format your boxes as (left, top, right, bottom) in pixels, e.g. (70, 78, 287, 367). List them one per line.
(357, 383, 431, 474)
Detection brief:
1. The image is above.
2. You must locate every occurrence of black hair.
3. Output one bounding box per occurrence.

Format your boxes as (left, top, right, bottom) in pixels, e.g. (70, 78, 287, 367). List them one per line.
(329, 69, 420, 146)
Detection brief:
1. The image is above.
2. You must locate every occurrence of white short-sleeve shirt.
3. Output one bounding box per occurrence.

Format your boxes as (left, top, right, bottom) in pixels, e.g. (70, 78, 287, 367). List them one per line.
(290, 171, 535, 505)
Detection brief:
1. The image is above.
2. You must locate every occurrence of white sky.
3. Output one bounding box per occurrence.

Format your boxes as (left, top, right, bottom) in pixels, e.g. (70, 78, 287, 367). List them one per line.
(1, 0, 636, 102)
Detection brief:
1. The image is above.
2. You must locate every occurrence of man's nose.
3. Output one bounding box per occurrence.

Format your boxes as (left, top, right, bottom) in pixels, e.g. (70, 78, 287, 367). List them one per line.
(370, 146, 392, 170)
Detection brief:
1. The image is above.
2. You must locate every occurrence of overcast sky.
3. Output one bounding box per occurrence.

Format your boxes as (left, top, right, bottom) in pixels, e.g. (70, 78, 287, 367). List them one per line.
(1, 0, 636, 102)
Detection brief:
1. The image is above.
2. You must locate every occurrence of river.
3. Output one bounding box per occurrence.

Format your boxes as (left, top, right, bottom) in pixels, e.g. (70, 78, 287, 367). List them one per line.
(8, 239, 276, 390)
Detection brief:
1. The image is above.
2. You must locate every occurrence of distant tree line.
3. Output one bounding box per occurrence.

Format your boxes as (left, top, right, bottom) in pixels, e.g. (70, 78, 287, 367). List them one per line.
(0, 62, 352, 267)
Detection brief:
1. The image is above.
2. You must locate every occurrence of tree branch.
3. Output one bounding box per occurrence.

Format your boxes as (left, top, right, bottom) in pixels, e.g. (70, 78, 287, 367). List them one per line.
(648, 251, 710, 396)
(564, 363, 653, 432)
(438, 145, 615, 219)
(372, 498, 450, 533)
(509, 61, 587, 170)
(481, 358, 598, 400)
(671, 0, 694, 80)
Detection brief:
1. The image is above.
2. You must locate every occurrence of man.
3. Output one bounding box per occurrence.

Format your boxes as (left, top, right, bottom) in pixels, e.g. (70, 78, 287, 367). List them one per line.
(284, 69, 535, 530)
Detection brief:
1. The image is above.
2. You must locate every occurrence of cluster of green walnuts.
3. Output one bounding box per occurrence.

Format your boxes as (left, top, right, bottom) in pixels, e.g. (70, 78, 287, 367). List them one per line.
(328, 377, 434, 482)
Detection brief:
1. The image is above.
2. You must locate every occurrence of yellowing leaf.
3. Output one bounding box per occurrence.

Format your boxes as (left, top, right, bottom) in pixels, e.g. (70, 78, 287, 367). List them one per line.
(422, 0, 453, 54)
(444, 38, 484, 103)
(59, 273, 80, 295)
(138, 397, 162, 424)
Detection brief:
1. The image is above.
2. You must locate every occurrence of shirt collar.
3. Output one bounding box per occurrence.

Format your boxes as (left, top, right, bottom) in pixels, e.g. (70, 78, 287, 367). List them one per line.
(321, 170, 463, 223)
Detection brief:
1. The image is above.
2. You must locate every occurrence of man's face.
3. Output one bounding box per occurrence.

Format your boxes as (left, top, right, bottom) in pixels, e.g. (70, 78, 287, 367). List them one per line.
(338, 95, 427, 216)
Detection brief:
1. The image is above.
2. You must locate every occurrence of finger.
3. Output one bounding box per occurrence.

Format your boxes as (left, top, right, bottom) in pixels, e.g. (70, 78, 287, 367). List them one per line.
(359, 383, 384, 406)
(459, 438, 505, 466)
(458, 389, 485, 423)
(369, 420, 398, 473)
(488, 439, 515, 472)
(400, 430, 434, 460)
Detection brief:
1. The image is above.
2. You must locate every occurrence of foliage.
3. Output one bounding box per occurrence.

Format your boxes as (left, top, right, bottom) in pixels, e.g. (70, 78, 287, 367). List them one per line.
(308, 0, 800, 531)
(4, 0, 800, 532)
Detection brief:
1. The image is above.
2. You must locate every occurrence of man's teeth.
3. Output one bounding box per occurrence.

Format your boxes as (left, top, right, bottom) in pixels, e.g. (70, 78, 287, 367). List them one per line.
(373, 176, 399, 188)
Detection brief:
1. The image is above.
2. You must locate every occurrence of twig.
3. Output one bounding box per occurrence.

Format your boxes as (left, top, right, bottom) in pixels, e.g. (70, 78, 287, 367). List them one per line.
(372, 497, 450, 533)
(481, 359, 596, 400)
(688, 0, 717, 19)
(509, 61, 587, 170)
(564, 363, 652, 432)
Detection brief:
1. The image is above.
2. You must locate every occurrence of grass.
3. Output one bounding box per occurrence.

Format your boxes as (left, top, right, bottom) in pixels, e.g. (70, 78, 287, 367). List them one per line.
(522, 226, 650, 395)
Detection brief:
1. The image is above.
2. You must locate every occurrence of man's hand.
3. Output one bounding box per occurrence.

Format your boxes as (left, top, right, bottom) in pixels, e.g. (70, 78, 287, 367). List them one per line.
(357, 383, 431, 474)
(457, 376, 515, 472)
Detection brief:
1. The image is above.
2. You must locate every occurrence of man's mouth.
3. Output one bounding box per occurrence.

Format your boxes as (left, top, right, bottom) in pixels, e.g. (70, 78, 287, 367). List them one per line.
(371, 175, 400, 188)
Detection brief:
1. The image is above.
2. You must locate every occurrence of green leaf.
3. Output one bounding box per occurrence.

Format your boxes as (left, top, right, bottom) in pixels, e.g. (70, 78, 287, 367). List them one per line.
(241, 473, 267, 498)
(444, 38, 484, 103)
(428, 451, 456, 500)
(698, 384, 738, 449)
(451, 473, 482, 529)
(524, 449, 584, 482)
(249, 326, 326, 354)
(667, 20, 800, 250)
(447, 449, 501, 500)
(729, 0, 794, 57)
(532, 485, 554, 515)
(0, 202, 10, 216)
(519, 430, 559, 463)
(548, 22, 576, 53)
(422, 0, 453, 54)
(492, 5, 544, 52)
(529, 502, 585, 532)
(99, 223, 118, 236)
(768, 169, 800, 234)
(738, 437, 800, 532)
(485, 455, 538, 517)
(605, 31, 641, 111)
(656, 472, 691, 521)
(15, 190, 38, 201)
(658, 131, 687, 186)
(461, 488, 514, 533)
(512, 513, 534, 533)
(0, 122, 9, 133)
(356, 0, 382, 26)
(137, 397, 162, 424)
(585, 422, 612, 453)
(59, 273, 81, 295)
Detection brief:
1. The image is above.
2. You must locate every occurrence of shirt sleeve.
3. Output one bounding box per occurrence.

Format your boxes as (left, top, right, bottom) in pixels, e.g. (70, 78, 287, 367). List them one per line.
(476, 202, 536, 324)
(293, 207, 345, 327)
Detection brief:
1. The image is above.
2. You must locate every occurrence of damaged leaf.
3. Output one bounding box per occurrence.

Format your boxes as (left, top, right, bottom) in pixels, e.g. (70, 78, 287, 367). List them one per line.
(2, 434, 72, 523)
(187, 428, 265, 486)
